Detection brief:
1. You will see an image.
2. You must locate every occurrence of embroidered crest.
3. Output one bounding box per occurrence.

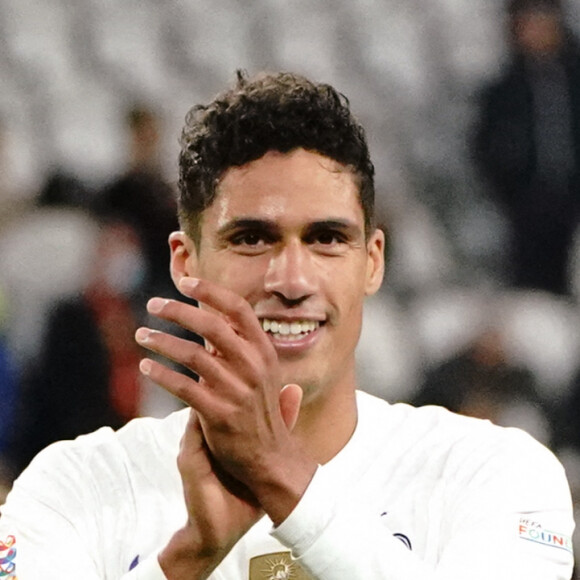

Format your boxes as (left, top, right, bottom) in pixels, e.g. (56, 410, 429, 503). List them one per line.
(249, 551, 312, 580)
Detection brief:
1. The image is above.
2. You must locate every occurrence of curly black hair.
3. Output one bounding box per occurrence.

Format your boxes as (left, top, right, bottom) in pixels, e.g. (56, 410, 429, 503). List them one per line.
(178, 70, 376, 243)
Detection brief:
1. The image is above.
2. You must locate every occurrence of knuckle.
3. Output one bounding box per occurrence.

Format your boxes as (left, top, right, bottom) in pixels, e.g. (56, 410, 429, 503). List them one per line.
(232, 292, 249, 312)
(235, 388, 255, 411)
(173, 380, 193, 404)
(245, 357, 268, 384)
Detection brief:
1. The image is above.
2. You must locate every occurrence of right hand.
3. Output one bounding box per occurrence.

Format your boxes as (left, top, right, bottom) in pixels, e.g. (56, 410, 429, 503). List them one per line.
(158, 387, 303, 580)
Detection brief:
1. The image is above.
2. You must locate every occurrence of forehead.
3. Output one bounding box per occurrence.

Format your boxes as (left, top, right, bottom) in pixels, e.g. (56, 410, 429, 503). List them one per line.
(206, 149, 364, 229)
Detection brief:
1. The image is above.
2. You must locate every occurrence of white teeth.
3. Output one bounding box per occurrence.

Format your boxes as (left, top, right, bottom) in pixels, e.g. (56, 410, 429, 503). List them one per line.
(261, 319, 320, 337)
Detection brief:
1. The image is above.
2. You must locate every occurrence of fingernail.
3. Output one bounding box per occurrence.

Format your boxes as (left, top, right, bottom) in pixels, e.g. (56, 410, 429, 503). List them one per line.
(135, 327, 152, 343)
(147, 297, 168, 314)
(139, 358, 153, 375)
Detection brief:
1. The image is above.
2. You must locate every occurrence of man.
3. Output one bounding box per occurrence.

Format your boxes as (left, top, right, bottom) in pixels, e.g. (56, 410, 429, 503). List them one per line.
(98, 105, 179, 298)
(0, 71, 575, 579)
(473, 0, 580, 295)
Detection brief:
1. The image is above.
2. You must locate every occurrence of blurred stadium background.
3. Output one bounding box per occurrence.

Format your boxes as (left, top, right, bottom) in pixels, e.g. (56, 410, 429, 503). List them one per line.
(1, 0, 580, 565)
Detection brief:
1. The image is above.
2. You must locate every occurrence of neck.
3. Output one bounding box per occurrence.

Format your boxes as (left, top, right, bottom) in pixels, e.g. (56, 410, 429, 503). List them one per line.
(294, 385, 358, 465)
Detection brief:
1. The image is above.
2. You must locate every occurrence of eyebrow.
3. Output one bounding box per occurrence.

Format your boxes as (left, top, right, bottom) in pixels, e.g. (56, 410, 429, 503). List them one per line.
(216, 218, 362, 239)
(216, 218, 279, 239)
(304, 219, 362, 237)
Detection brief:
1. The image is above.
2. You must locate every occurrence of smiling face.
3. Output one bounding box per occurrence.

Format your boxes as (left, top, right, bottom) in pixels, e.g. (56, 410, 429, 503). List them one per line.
(172, 148, 384, 406)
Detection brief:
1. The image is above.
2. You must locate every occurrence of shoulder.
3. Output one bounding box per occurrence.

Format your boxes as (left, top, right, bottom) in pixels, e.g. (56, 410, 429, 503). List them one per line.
(9, 409, 189, 505)
(0, 410, 190, 577)
(355, 391, 568, 500)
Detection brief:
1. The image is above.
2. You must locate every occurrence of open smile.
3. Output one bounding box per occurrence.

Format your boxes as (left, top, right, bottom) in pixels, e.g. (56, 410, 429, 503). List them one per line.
(260, 319, 322, 341)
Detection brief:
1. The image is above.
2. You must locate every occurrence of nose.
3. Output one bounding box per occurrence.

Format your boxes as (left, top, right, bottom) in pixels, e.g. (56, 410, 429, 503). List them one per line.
(264, 239, 318, 304)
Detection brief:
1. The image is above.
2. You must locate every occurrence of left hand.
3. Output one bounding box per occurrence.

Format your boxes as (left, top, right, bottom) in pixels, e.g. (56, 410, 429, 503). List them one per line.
(135, 276, 316, 525)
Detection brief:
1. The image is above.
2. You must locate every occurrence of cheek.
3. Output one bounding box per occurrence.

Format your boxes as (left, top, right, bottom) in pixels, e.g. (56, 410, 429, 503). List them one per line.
(345, 272, 369, 325)
(344, 259, 371, 296)
(344, 296, 365, 332)
(201, 256, 269, 297)
(331, 275, 366, 330)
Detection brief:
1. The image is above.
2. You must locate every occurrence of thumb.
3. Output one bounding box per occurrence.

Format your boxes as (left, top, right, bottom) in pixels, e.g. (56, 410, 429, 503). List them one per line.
(279, 384, 303, 431)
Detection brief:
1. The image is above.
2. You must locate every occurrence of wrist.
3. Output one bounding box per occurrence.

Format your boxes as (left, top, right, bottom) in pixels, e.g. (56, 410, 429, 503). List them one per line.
(248, 454, 318, 527)
(158, 526, 227, 580)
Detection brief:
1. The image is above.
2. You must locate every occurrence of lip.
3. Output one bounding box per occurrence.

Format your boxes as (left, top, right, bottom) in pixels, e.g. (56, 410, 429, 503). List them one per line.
(257, 315, 325, 355)
(255, 310, 326, 323)
(265, 323, 323, 354)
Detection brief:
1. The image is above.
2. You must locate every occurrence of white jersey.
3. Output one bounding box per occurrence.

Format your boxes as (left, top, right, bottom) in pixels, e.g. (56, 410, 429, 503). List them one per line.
(0, 391, 575, 579)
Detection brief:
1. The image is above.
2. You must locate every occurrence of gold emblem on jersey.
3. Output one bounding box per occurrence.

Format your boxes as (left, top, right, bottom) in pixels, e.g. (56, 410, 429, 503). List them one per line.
(249, 551, 312, 580)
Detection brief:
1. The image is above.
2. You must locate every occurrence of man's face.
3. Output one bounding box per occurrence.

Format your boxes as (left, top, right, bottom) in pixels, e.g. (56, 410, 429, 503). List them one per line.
(179, 148, 384, 403)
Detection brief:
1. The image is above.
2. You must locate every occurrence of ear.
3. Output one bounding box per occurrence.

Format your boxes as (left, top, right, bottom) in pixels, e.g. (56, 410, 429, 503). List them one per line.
(169, 231, 198, 289)
(364, 228, 385, 296)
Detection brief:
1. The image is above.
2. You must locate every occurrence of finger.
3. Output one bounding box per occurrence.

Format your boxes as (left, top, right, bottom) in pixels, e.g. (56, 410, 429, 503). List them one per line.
(137, 326, 226, 378)
(181, 411, 259, 507)
(137, 316, 270, 389)
(135, 326, 216, 374)
(145, 298, 269, 367)
(144, 296, 278, 383)
(179, 409, 204, 460)
(178, 410, 209, 475)
(146, 296, 233, 341)
(178, 277, 268, 345)
(177, 411, 219, 502)
(279, 384, 303, 431)
(139, 357, 215, 411)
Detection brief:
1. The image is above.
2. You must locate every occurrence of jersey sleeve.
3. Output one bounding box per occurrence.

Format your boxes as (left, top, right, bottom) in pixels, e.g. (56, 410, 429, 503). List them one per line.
(0, 427, 230, 580)
(271, 429, 575, 580)
(0, 444, 107, 578)
(123, 555, 168, 579)
(0, 433, 169, 580)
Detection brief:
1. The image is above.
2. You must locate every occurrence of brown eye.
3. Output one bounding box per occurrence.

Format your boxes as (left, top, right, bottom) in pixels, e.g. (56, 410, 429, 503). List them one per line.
(242, 232, 262, 245)
(312, 230, 347, 245)
(231, 231, 265, 246)
(227, 229, 275, 255)
(317, 231, 338, 244)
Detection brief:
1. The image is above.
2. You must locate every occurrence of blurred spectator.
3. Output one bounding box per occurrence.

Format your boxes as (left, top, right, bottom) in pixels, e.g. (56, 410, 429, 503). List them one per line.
(412, 326, 552, 445)
(0, 286, 19, 503)
(0, 172, 97, 369)
(0, 168, 97, 490)
(473, 0, 580, 295)
(555, 370, 580, 453)
(8, 217, 148, 473)
(0, 119, 31, 236)
(36, 169, 92, 208)
(94, 104, 201, 394)
(97, 105, 179, 297)
(0, 340, 18, 457)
